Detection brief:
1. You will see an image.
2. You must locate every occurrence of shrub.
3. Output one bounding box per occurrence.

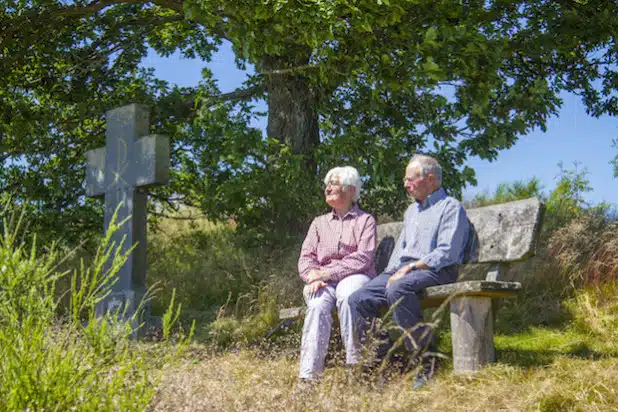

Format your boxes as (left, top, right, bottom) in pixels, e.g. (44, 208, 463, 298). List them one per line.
(148, 217, 256, 314)
(0, 208, 191, 410)
(147, 210, 303, 317)
(542, 163, 597, 236)
(465, 178, 543, 208)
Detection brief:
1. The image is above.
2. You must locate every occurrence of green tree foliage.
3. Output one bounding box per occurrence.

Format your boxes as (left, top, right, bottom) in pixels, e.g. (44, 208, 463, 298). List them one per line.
(545, 162, 601, 230)
(2, 0, 618, 241)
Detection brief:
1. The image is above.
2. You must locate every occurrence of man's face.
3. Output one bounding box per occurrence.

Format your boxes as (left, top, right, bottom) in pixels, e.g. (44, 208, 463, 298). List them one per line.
(325, 177, 355, 209)
(404, 165, 435, 202)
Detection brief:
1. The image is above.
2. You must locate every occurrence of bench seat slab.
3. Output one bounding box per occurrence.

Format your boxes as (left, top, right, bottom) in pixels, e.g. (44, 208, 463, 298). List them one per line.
(421, 280, 521, 308)
(278, 280, 521, 320)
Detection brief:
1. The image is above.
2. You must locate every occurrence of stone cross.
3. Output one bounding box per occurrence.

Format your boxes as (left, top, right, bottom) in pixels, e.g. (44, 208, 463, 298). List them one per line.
(85, 104, 169, 324)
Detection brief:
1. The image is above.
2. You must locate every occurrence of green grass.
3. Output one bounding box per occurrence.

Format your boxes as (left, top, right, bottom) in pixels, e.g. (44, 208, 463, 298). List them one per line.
(496, 327, 611, 368)
(153, 271, 618, 410)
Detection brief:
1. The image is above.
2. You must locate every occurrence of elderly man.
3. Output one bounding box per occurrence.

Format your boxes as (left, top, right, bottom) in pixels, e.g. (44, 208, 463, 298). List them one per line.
(298, 166, 377, 381)
(349, 154, 469, 388)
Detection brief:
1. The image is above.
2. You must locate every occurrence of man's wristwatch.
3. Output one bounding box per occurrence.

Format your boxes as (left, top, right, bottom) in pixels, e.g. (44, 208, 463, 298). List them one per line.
(407, 262, 416, 271)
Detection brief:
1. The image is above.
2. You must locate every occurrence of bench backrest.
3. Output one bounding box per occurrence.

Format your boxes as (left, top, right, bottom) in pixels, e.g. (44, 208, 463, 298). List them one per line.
(374, 197, 544, 276)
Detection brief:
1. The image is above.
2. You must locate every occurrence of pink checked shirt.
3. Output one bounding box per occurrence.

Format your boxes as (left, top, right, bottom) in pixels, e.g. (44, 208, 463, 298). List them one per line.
(298, 205, 377, 284)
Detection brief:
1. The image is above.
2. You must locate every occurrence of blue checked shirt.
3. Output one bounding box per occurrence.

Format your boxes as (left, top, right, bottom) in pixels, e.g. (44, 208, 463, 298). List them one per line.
(385, 188, 469, 272)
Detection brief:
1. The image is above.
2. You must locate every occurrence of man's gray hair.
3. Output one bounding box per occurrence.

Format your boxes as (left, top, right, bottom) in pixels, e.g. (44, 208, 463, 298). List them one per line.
(408, 154, 442, 186)
(324, 166, 362, 202)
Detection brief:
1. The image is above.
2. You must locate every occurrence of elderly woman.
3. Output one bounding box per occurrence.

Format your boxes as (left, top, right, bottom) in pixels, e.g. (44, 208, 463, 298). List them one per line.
(298, 166, 377, 381)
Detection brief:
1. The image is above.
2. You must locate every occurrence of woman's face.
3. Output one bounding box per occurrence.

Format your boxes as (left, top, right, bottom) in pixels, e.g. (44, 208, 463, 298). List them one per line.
(324, 176, 354, 210)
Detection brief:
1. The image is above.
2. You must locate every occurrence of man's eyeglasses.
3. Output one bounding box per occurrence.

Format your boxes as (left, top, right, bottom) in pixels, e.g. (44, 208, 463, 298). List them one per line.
(403, 176, 423, 184)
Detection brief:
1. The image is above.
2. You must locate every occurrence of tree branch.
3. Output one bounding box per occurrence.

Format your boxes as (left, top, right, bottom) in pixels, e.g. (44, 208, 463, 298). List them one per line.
(151, 0, 184, 13)
(151, 210, 208, 221)
(57, 0, 150, 17)
(175, 84, 264, 116)
(1, 0, 184, 39)
(261, 63, 321, 77)
(57, 0, 184, 16)
(212, 85, 265, 102)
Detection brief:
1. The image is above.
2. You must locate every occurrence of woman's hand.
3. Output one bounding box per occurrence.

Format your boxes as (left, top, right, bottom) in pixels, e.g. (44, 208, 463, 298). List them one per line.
(306, 280, 328, 299)
(307, 269, 329, 283)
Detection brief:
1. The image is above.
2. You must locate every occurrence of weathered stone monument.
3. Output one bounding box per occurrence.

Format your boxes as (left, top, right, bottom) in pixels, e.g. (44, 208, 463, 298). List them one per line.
(85, 104, 169, 328)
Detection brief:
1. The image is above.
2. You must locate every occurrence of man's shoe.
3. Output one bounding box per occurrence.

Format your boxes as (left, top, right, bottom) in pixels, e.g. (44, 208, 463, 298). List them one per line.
(412, 356, 439, 390)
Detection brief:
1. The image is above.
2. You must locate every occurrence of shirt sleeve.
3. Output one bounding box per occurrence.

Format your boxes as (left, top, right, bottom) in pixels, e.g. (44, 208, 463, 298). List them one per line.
(322, 215, 377, 282)
(298, 218, 320, 283)
(421, 202, 469, 271)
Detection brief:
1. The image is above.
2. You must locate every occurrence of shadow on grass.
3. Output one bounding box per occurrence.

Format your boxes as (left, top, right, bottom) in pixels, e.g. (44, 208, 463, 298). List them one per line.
(493, 294, 574, 336)
(457, 256, 580, 337)
(497, 342, 605, 368)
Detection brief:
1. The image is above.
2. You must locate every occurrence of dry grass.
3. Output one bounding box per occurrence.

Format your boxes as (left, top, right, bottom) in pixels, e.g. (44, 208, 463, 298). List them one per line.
(585, 223, 618, 283)
(150, 345, 618, 412)
(145, 204, 618, 411)
(548, 214, 617, 284)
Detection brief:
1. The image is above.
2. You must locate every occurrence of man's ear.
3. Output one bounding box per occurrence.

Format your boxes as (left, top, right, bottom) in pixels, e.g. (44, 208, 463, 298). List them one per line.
(428, 173, 438, 189)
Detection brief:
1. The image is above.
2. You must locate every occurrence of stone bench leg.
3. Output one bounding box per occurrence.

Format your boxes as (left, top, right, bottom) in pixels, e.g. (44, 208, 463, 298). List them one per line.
(449, 296, 495, 374)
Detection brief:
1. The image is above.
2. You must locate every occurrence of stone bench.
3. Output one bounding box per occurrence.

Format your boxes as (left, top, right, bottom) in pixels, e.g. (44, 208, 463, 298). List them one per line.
(278, 197, 544, 374)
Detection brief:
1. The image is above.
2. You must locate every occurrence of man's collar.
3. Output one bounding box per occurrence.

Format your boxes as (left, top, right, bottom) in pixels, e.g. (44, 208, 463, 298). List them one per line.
(330, 203, 361, 219)
(417, 187, 446, 209)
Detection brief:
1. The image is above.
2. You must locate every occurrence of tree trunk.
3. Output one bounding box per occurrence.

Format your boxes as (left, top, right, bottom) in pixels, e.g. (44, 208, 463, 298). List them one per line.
(261, 54, 320, 235)
(263, 55, 319, 158)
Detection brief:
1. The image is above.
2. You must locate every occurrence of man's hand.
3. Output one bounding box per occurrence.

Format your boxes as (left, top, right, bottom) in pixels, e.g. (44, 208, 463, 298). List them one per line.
(386, 263, 414, 288)
(307, 269, 329, 284)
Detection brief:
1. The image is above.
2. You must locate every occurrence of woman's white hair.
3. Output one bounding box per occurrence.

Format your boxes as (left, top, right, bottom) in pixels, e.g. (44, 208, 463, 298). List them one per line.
(323, 166, 362, 202)
(408, 154, 443, 186)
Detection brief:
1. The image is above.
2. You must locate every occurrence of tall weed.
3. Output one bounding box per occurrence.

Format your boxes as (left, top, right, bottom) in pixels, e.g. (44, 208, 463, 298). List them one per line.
(0, 208, 191, 410)
(208, 285, 281, 348)
(584, 222, 618, 283)
(567, 282, 618, 342)
(147, 211, 304, 346)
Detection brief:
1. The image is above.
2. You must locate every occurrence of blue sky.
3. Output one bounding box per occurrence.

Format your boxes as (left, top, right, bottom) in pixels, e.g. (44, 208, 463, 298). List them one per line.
(142, 42, 618, 205)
